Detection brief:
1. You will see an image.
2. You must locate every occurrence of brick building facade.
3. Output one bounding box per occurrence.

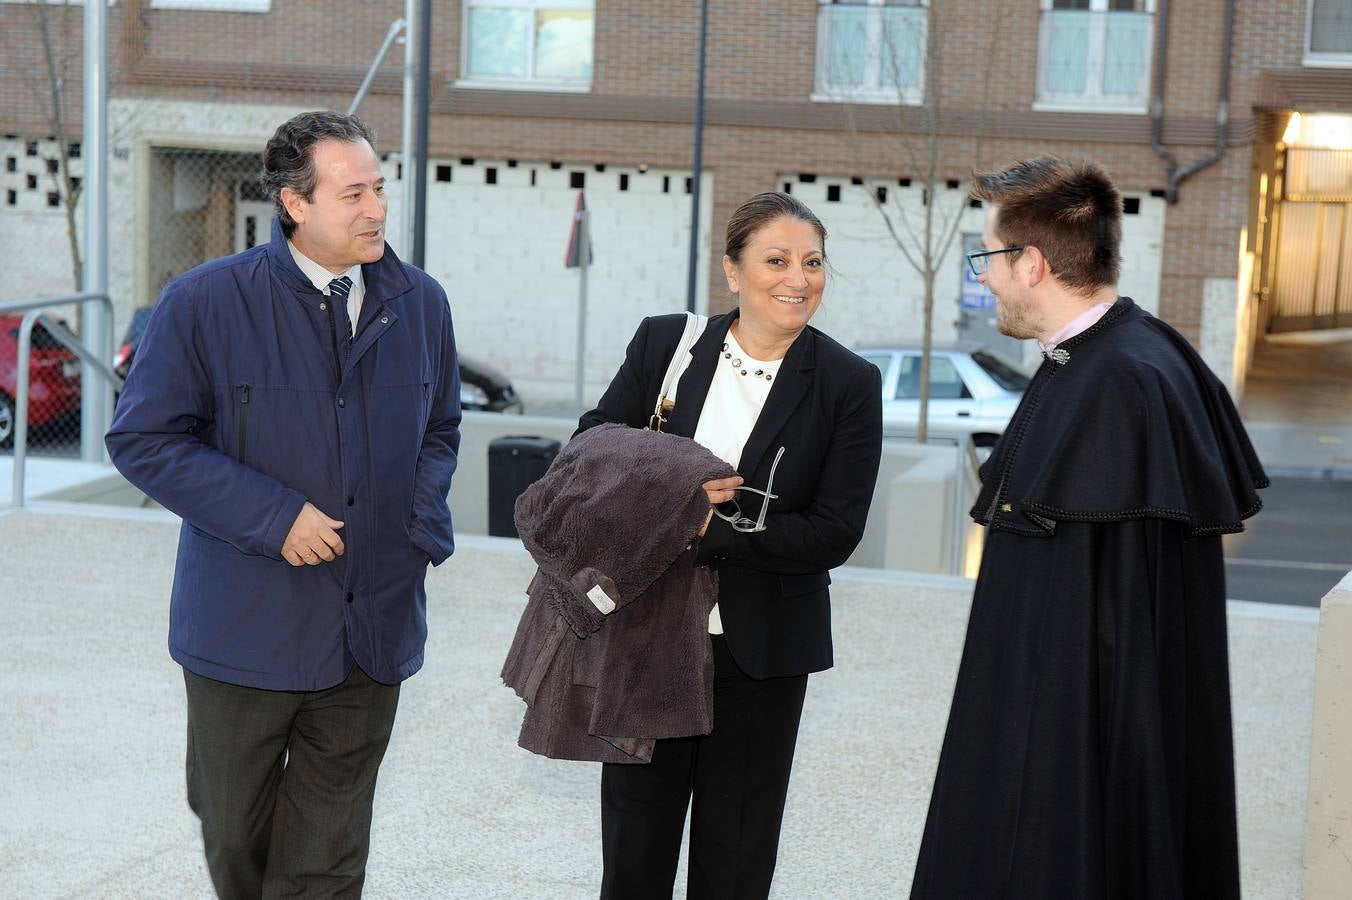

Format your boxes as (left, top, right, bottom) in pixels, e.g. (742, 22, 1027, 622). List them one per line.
(2, 0, 1349, 403)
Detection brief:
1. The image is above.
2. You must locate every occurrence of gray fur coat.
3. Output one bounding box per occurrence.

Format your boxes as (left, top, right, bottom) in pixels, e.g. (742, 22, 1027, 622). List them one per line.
(501, 422, 738, 763)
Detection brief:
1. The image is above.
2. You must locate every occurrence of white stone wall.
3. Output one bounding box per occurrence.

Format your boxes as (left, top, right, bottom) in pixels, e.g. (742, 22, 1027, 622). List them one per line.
(26, 99, 714, 413)
(413, 159, 712, 410)
(781, 175, 1166, 362)
(783, 178, 973, 353)
(1118, 193, 1167, 316)
(0, 136, 85, 304)
(1202, 275, 1245, 396)
(14, 98, 1198, 412)
(2, 99, 313, 336)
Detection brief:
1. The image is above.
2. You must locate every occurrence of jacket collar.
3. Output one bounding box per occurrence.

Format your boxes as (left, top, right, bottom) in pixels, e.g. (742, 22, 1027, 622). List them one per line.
(265, 217, 415, 310)
(666, 308, 818, 474)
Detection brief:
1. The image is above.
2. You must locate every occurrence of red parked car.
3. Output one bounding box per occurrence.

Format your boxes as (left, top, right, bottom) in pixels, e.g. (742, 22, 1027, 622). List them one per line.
(0, 314, 82, 449)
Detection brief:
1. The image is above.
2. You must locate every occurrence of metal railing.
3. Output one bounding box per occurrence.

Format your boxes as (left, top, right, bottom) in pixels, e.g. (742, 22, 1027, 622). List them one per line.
(4, 292, 118, 508)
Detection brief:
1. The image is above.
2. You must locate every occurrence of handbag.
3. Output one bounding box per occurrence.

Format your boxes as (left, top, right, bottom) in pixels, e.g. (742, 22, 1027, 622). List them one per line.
(647, 312, 708, 432)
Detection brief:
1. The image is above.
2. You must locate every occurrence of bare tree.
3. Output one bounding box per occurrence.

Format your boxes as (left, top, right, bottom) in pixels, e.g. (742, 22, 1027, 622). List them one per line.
(1, 1, 87, 293)
(832, 2, 1004, 443)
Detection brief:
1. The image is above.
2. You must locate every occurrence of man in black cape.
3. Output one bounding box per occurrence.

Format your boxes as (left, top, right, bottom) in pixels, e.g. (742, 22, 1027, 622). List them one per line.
(910, 157, 1267, 899)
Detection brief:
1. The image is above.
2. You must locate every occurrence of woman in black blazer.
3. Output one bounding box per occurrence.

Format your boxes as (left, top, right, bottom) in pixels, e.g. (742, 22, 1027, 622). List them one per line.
(578, 192, 883, 899)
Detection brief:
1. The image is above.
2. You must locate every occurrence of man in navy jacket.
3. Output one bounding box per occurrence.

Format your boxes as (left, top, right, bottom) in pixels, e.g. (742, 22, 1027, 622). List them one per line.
(106, 111, 461, 897)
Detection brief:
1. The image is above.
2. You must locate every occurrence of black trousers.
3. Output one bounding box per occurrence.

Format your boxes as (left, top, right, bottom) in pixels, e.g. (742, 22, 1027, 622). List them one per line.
(183, 665, 401, 900)
(599, 635, 809, 900)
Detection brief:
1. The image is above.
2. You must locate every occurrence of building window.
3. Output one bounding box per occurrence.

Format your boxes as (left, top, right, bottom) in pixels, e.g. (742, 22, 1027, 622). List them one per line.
(1036, 0, 1154, 112)
(814, 0, 927, 104)
(1306, 0, 1352, 66)
(461, 0, 593, 89)
(149, 1, 272, 11)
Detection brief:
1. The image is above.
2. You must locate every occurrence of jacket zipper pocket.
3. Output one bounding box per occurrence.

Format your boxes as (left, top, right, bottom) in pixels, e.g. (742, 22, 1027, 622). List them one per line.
(237, 383, 251, 461)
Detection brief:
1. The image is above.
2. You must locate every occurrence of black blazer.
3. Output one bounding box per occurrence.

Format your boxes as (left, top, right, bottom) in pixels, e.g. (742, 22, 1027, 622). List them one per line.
(578, 310, 883, 679)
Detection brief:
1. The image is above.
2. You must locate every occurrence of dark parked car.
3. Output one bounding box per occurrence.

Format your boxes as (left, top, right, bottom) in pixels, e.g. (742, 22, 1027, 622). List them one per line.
(458, 354, 523, 413)
(114, 305, 522, 413)
(0, 314, 82, 449)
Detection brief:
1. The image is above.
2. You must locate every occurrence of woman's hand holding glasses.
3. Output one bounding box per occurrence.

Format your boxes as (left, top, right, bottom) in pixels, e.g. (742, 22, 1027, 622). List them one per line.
(702, 447, 788, 536)
(699, 475, 744, 536)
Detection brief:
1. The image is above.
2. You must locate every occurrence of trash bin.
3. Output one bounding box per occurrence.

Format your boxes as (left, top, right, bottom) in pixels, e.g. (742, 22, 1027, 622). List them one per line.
(487, 435, 561, 538)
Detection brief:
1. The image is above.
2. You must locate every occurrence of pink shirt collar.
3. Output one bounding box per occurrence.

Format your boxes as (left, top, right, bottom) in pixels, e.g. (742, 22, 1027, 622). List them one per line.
(1038, 301, 1114, 358)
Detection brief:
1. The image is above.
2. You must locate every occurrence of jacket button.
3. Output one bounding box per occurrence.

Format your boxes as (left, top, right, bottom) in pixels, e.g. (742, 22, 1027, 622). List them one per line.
(380, 316, 389, 324)
(345, 592, 354, 604)
(346, 496, 355, 507)
(337, 397, 346, 408)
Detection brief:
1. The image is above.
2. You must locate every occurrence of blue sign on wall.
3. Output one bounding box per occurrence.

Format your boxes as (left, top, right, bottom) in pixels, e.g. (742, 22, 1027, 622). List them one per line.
(961, 268, 996, 310)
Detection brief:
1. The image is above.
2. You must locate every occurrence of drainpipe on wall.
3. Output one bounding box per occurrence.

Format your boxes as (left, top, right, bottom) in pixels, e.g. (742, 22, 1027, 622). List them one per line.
(1150, 0, 1237, 204)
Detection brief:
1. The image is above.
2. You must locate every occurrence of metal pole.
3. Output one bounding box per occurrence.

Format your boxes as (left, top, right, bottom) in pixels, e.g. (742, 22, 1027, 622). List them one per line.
(347, 19, 406, 116)
(411, 0, 432, 267)
(684, 0, 709, 313)
(575, 208, 590, 409)
(81, 0, 110, 462)
(14, 316, 34, 507)
(401, 0, 417, 255)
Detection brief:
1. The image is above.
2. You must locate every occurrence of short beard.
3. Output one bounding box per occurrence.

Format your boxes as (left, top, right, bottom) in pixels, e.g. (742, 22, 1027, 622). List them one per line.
(995, 298, 1039, 340)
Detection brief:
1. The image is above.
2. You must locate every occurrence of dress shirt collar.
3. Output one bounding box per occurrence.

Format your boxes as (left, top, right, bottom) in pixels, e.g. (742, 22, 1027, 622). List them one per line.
(286, 241, 363, 297)
(1038, 300, 1114, 359)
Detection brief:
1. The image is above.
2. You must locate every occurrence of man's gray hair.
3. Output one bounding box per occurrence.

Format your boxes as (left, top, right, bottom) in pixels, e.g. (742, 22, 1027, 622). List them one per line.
(262, 111, 376, 236)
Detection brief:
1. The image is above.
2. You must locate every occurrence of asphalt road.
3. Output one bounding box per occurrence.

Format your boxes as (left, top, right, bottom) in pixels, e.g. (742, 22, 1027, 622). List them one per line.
(1223, 474, 1352, 607)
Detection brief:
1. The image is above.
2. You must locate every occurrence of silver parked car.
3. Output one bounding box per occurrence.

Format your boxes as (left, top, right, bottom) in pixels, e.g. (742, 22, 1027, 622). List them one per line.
(854, 343, 1031, 446)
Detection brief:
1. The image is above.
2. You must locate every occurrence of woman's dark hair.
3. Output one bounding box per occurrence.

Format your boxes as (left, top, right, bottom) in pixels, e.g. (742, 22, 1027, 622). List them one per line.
(725, 191, 827, 262)
(262, 111, 376, 236)
(969, 156, 1122, 293)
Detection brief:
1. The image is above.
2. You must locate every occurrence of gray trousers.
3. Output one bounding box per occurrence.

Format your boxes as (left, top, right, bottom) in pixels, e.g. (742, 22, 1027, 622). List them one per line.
(183, 665, 401, 900)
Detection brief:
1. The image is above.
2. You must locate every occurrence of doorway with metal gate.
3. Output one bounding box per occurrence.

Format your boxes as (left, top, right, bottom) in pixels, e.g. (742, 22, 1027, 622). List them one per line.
(144, 147, 262, 300)
(234, 180, 273, 252)
(1269, 146, 1352, 333)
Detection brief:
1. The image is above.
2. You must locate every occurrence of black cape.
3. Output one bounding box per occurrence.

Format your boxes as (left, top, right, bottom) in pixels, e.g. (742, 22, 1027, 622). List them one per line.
(910, 298, 1267, 899)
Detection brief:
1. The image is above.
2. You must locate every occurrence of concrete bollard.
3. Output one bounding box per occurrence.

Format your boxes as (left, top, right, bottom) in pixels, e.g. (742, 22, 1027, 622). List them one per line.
(1303, 567, 1352, 899)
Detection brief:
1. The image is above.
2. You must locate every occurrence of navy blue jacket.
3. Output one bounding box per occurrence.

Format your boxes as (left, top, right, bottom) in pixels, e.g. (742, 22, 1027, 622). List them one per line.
(107, 220, 461, 690)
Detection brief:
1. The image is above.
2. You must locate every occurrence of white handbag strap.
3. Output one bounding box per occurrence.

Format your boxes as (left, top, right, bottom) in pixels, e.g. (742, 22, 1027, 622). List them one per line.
(649, 312, 707, 431)
(660, 312, 708, 404)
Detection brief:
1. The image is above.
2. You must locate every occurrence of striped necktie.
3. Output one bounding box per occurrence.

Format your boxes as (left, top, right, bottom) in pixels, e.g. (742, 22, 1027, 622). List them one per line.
(328, 276, 354, 337)
(328, 275, 352, 301)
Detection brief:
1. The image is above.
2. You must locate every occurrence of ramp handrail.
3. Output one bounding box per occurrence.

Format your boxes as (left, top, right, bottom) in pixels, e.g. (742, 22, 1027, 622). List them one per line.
(7, 293, 118, 508)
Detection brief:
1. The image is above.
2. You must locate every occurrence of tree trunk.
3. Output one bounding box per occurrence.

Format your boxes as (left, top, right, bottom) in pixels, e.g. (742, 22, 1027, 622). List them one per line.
(35, 2, 84, 299)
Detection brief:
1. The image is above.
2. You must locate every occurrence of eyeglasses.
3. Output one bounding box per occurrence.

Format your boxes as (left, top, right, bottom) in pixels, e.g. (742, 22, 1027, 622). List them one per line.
(712, 446, 785, 533)
(965, 245, 1023, 277)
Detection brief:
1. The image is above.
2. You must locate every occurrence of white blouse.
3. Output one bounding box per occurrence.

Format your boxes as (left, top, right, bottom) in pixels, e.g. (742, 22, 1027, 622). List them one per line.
(692, 327, 780, 635)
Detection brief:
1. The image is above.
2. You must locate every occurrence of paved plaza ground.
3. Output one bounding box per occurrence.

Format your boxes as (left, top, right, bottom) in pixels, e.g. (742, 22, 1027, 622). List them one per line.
(0, 505, 1317, 898)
